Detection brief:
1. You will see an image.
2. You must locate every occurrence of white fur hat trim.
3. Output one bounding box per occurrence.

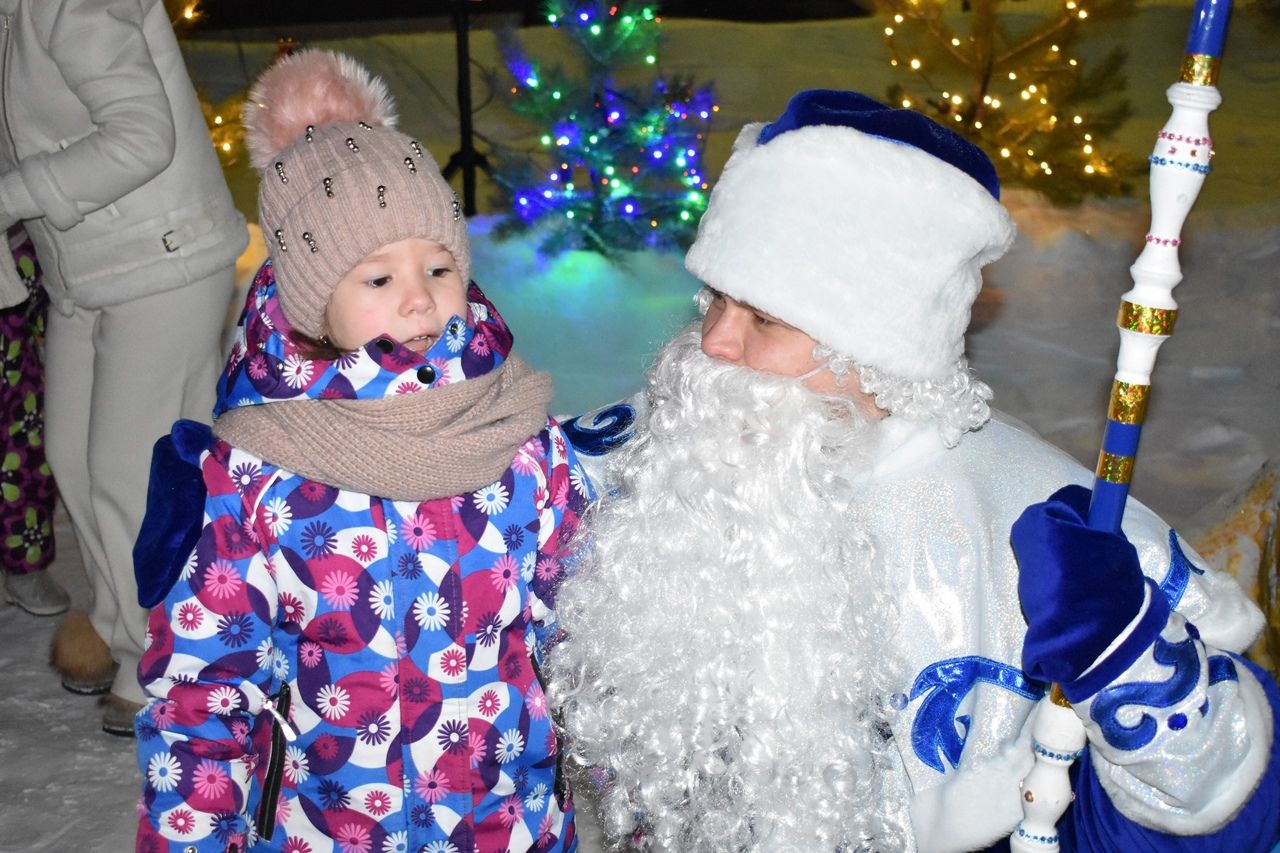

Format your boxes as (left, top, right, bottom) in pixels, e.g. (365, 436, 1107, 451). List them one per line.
(685, 122, 1016, 382)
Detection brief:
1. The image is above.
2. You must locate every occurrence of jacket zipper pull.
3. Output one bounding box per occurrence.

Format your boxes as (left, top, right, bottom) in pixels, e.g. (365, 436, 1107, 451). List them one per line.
(262, 697, 298, 742)
(240, 680, 298, 742)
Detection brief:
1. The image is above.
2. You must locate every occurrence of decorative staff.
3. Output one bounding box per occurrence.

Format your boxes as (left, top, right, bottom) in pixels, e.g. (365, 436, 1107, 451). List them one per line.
(1010, 0, 1233, 849)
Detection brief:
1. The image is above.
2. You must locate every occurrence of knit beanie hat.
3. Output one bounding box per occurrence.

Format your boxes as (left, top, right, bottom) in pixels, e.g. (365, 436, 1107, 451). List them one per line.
(243, 50, 470, 339)
(685, 89, 1016, 382)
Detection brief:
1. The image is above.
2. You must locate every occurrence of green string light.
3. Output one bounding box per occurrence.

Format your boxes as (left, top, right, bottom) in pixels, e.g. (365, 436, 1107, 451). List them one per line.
(500, 1, 716, 252)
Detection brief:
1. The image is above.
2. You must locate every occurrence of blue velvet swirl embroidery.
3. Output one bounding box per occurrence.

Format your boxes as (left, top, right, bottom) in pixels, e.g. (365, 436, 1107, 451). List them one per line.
(1209, 653, 1239, 686)
(1158, 530, 1204, 611)
(909, 656, 1045, 773)
(1089, 634, 1201, 751)
(561, 403, 636, 457)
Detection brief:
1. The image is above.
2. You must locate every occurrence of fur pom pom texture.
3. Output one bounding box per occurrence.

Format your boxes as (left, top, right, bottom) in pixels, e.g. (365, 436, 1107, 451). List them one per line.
(243, 49, 398, 171)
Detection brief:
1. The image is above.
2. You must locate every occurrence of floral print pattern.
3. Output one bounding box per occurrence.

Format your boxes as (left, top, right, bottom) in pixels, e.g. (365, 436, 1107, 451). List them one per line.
(0, 236, 54, 576)
(136, 263, 586, 852)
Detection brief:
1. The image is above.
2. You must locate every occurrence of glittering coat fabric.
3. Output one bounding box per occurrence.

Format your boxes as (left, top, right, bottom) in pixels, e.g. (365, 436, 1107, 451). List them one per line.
(852, 414, 1268, 853)
(135, 263, 588, 853)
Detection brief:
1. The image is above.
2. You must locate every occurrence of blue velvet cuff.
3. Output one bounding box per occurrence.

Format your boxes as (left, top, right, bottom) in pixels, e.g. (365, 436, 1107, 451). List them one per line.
(132, 419, 212, 608)
(1061, 578, 1170, 703)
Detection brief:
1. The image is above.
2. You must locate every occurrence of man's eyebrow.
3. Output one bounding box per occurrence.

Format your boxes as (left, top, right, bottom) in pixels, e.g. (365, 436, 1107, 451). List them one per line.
(754, 305, 796, 329)
(711, 289, 795, 329)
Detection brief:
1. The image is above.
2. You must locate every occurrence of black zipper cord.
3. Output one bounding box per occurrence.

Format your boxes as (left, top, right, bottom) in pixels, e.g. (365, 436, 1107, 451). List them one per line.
(255, 681, 292, 841)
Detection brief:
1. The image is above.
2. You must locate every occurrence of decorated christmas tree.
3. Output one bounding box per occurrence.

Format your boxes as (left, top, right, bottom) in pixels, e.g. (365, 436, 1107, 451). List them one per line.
(493, 1, 718, 254)
(878, 0, 1139, 204)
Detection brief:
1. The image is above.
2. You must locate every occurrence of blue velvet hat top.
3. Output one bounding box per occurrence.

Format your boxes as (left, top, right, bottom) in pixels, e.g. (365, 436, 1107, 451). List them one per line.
(758, 89, 1001, 200)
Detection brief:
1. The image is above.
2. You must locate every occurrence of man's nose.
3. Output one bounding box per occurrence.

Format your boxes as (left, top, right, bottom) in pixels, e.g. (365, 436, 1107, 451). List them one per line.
(701, 310, 745, 364)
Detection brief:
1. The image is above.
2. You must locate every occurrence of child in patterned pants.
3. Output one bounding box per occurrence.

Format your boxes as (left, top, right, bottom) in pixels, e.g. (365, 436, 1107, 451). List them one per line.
(0, 228, 65, 616)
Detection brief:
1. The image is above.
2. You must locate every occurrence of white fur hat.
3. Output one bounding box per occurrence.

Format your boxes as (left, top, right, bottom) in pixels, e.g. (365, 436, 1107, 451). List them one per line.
(685, 90, 1016, 382)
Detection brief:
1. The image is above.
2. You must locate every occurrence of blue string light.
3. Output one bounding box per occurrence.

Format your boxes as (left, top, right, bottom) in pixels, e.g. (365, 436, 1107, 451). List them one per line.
(497, 1, 717, 253)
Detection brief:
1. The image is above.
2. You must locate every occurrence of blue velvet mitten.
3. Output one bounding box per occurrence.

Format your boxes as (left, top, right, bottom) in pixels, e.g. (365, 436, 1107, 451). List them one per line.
(133, 419, 213, 608)
(1013, 485, 1278, 840)
(1011, 484, 1170, 701)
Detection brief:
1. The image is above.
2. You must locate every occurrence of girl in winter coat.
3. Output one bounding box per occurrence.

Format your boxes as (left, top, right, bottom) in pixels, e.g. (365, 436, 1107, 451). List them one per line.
(134, 51, 588, 853)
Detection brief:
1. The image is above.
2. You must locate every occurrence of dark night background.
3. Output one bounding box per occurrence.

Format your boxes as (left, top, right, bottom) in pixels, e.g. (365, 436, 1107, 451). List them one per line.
(189, 1, 871, 31)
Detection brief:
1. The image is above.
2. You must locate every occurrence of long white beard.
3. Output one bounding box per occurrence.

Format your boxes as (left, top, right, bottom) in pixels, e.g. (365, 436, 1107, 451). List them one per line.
(548, 326, 913, 852)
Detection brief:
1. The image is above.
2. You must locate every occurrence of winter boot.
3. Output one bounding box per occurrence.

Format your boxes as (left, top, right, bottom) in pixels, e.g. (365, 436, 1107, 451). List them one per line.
(50, 609, 117, 695)
(3, 569, 70, 616)
(100, 692, 144, 737)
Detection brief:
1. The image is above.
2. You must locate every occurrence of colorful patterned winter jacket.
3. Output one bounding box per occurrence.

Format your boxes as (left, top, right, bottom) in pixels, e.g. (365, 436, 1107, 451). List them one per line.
(135, 263, 589, 853)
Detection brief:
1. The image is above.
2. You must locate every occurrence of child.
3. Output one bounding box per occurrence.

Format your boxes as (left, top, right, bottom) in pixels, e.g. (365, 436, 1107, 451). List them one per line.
(0, 226, 63, 616)
(134, 51, 589, 853)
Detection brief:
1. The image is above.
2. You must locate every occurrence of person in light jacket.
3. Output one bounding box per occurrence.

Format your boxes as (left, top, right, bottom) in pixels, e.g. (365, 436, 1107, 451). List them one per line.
(0, 0, 248, 734)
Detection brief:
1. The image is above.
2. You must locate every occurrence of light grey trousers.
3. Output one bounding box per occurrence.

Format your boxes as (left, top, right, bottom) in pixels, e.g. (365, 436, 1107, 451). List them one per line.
(45, 269, 234, 703)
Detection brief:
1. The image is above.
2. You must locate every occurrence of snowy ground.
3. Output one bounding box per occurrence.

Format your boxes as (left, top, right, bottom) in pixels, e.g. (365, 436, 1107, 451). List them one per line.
(0, 515, 140, 853)
(2, 3, 1277, 851)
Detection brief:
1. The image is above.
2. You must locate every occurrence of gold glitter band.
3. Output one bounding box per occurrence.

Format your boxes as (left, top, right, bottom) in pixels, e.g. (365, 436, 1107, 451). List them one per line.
(1180, 53, 1220, 86)
(1107, 381, 1150, 425)
(1096, 451, 1135, 484)
(1050, 683, 1072, 708)
(1117, 301, 1178, 336)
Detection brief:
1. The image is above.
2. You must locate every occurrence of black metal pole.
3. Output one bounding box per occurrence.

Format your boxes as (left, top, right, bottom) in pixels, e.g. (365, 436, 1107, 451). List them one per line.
(442, 0, 490, 215)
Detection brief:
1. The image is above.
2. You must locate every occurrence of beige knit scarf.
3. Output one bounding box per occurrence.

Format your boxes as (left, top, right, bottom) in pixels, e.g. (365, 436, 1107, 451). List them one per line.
(213, 354, 554, 501)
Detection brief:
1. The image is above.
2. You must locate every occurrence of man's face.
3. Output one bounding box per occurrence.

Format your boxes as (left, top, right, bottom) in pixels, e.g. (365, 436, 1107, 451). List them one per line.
(700, 290, 883, 413)
(700, 289, 819, 374)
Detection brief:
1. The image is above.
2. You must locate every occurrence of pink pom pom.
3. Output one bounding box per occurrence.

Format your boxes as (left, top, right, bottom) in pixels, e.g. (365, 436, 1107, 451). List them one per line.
(243, 49, 398, 171)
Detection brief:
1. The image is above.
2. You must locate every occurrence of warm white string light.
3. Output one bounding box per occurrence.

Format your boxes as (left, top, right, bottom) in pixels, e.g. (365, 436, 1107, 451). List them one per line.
(879, 0, 1119, 194)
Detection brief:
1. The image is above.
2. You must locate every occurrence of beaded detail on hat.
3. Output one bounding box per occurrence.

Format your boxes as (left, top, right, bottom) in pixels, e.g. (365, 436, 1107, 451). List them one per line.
(243, 49, 472, 339)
